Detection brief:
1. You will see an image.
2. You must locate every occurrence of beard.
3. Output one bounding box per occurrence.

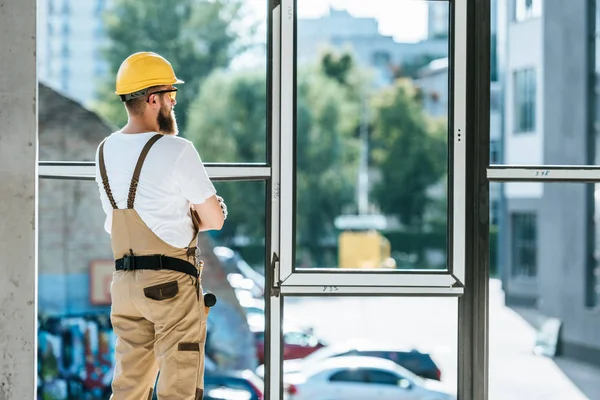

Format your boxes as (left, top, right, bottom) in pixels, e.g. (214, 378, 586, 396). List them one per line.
(157, 104, 178, 136)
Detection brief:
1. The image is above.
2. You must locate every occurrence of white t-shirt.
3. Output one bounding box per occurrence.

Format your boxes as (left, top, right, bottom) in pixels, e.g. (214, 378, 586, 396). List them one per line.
(95, 131, 216, 248)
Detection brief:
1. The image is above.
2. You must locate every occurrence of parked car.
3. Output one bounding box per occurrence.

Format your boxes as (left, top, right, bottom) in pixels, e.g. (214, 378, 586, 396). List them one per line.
(239, 298, 314, 334)
(251, 325, 326, 365)
(205, 369, 265, 400)
(283, 356, 455, 400)
(257, 339, 442, 381)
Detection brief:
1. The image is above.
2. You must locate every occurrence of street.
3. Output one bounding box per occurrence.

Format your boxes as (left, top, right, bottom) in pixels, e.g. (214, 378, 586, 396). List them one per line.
(283, 280, 600, 400)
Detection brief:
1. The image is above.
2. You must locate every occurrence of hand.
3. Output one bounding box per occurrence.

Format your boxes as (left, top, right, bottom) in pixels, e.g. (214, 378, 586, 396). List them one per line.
(216, 195, 228, 220)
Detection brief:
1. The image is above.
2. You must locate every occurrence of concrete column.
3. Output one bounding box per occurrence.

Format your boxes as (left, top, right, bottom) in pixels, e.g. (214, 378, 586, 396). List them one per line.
(0, 0, 37, 398)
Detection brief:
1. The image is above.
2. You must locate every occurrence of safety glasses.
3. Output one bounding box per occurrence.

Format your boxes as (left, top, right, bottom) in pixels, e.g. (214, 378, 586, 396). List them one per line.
(147, 88, 177, 101)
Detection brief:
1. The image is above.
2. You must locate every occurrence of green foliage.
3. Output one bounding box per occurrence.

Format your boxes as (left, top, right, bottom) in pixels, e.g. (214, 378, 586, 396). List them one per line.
(320, 51, 354, 85)
(92, 0, 246, 136)
(370, 78, 447, 231)
(186, 55, 362, 253)
(295, 63, 361, 252)
(187, 69, 268, 241)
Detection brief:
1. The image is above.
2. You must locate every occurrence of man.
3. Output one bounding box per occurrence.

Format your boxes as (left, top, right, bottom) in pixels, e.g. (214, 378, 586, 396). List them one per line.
(95, 51, 226, 400)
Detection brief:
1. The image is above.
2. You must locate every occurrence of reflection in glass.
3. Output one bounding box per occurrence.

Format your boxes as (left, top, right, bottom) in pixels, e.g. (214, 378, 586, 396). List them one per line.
(491, 183, 600, 399)
(295, 2, 450, 270)
(37, 0, 267, 162)
(38, 179, 266, 398)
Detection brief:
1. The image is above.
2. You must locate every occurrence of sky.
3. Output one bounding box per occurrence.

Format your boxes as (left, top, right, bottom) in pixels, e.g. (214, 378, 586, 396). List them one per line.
(295, 0, 429, 43)
(243, 0, 431, 43)
(231, 0, 434, 69)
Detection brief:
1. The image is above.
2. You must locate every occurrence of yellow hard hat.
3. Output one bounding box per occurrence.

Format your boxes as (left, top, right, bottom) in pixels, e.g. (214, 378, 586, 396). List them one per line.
(115, 52, 184, 101)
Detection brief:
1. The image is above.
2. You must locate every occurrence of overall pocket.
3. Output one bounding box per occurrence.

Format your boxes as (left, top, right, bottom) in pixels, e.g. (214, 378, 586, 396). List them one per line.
(143, 281, 178, 301)
(176, 342, 201, 398)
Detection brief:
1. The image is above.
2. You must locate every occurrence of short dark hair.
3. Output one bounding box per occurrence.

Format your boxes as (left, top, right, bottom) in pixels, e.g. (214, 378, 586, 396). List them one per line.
(124, 85, 162, 116)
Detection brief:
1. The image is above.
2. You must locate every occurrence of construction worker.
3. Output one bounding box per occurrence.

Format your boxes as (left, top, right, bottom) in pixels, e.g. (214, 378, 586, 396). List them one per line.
(94, 51, 227, 400)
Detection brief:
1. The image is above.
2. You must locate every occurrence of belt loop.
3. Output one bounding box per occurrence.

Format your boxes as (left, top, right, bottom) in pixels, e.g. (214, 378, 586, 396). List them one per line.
(158, 255, 163, 270)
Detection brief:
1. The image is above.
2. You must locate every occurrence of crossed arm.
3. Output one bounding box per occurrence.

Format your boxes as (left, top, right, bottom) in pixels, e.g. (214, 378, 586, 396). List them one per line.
(193, 195, 227, 231)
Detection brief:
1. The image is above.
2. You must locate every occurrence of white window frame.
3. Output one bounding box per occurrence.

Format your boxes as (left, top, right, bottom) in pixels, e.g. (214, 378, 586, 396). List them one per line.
(275, 0, 467, 294)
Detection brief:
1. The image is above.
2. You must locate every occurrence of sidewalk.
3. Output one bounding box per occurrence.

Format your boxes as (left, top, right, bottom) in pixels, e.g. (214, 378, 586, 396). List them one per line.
(489, 279, 600, 400)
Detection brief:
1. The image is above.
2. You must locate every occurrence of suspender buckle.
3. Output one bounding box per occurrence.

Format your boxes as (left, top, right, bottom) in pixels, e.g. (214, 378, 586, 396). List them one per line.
(122, 255, 135, 271)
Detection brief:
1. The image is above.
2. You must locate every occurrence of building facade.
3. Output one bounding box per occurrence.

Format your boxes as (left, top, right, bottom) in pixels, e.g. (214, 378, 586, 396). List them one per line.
(501, 0, 600, 366)
(37, 0, 110, 107)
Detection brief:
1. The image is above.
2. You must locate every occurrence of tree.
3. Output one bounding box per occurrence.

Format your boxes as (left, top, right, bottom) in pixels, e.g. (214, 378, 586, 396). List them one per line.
(295, 62, 361, 263)
(186, 69, 268, 242)
(186, 54, 362, 266)
(370, 78, 447, 232)
(392, 54, 441, 80)
(92, 0, 247, 136)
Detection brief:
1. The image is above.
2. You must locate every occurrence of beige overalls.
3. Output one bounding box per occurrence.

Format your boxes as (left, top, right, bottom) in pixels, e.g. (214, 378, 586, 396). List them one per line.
(99, 133, 207, 400)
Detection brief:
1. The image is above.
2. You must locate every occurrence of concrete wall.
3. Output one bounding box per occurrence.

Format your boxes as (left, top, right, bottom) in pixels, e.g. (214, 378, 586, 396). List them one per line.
(540, 0, 600, 365)
(0, 0, 37, 398)
(37, 84, 115, 315)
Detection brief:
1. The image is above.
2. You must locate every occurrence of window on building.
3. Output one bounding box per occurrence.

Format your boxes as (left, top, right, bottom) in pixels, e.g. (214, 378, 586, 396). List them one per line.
(513, 0, 541, 22)
(61, 42, 69, 58)
(490, 199, 499, 227)
(511, 212, 537, 278)
(62, 0, 70, 15)
(96, 0, 107, 16)
(513, 69, 536, 133)
(372, 51, 391, 68)
(490, 139, 501, 163)
(60, 66, 70, 92)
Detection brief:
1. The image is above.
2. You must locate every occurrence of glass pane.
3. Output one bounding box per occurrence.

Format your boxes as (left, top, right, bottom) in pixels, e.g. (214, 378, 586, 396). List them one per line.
(37, 0, 267, 162)
(38, 179, 266, 398)
(295, 1, 450, 270)
(492, 0, 597, 166)
(490, 183, 600, 399)
(258, 297, 458, 398)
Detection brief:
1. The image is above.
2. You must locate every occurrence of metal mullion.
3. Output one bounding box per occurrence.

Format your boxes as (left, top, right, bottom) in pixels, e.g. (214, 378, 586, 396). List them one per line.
(38, 163, 272, 181)
(488, 165, 600, 182)
(265, 2, 283, 399)
(459, 0, 490, 397)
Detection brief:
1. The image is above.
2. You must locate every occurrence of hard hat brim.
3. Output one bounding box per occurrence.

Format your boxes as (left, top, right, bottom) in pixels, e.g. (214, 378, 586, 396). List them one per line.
(115, 77, 185, 96)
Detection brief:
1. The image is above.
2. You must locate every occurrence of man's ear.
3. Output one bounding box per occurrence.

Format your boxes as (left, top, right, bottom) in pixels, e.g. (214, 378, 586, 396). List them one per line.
(147, 94, 161, 109)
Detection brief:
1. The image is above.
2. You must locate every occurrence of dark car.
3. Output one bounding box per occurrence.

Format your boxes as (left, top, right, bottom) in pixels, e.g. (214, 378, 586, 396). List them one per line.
(252, 326, 326, 365)
(350, 349, 442, 381)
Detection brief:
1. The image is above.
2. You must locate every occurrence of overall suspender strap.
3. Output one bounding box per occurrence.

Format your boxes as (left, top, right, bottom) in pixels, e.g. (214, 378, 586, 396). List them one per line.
(99, 140, 118, 210)
(127, 134, 164, 209)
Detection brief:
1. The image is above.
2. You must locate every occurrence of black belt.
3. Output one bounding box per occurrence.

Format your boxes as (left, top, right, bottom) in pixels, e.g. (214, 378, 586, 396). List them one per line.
(115, 254, 199, 278)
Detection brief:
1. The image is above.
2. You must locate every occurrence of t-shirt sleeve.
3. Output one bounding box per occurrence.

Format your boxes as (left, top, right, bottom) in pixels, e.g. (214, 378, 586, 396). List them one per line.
(174, 142, 217, 204)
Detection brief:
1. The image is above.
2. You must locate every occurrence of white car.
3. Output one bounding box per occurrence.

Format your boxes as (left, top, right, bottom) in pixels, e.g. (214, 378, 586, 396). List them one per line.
(256, 339, 440, 381)
(283, 356, 455, 400)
